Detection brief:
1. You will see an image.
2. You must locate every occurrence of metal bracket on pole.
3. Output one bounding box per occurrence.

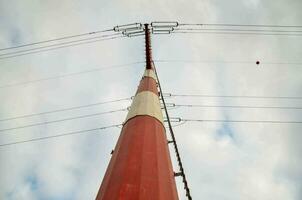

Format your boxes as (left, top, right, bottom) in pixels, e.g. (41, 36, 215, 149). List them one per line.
(161, 102, 175, 107)
(113, 21, 178, 37)
(174, 172, 183, 177)
(162, 93, 172, 97)
(164, 117, 181, 123)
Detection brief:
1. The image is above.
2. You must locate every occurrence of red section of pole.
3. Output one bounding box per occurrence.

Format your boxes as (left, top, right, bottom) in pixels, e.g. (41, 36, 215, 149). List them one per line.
(136, 77, 158, 95)
(96, 116, 178, 199)
(145, 24, 152, 69)
(96, 23, 178, 199)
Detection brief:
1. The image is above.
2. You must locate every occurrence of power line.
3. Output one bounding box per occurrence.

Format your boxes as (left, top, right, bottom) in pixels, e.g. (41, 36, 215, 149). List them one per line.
(1, 58, 299, 89)
(0, 62, 143, 89)
(169, 93, 302, 100)
(0, 108, 126, 133)
(0, 98, 130, 122)
(2, 58, 299, 89)
(174, 23, 302, 36)
(175, 104, 302, 110)
(154, 59, 302, 66)
(0, 35, 125, 60)
(180, 118, 302, 124)
(179, 23, 302, 28)
(156, 60, 253, 64)
(0, 33, 121, 57)
(2, 23, 300, 54)
(0, 28, 113, 51)
(175, 28, 302, 33)
(172, 31, 302, 37)
(0, 124, 121, 147)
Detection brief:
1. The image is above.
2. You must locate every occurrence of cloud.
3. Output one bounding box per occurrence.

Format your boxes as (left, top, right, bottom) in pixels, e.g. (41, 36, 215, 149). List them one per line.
(0, 0, 301, 199)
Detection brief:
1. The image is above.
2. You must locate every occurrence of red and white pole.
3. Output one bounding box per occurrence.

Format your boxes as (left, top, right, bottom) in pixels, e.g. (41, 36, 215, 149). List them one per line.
(96, 24, 178, 199)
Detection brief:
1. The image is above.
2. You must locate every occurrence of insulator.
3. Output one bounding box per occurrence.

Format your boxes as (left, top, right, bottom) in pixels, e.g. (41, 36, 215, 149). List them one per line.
(122, 29, 144, 35)
(127, 33, 145, 37)
(151, 21, 179, 28)
(152, 27, 174, 32)
(152, 30, 171, 35)
(113, 23, 142, 32)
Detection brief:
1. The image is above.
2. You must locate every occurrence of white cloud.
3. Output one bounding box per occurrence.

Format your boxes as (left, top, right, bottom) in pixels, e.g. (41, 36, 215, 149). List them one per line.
(0, 0, 301, 199)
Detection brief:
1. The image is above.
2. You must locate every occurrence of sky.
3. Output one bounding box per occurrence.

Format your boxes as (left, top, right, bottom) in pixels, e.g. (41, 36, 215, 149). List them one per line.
(0, 0, 301, 199)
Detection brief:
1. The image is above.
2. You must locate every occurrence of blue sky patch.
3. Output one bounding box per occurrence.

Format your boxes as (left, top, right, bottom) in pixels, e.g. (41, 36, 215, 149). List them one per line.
(215, 122, 235, 141)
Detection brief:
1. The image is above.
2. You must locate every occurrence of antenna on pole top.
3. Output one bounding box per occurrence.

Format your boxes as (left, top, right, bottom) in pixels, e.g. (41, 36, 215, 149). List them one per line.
(144, 24, 152, 69)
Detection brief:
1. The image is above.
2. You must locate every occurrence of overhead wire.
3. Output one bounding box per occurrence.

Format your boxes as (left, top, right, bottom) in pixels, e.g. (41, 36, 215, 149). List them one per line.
(0, 124, 121, 147)
(0, 33, 121, 57)
(180, 118, 302, 124)
(2, 23, 301, 53)
(178, 23, 302, 28)
(172, 23, 302, 36)
(2, 58, 300, 90)
(0, 35, 125, 60)
(0, 108, 127, 133)
(169, 93, 302, 100)
(0, 98, 130, 122)
(174, 28, 302, 33)
(0, 28, 114, 51)
(0, 62, 144, 89)
(154, 60, 302, 66)
(174, 104, 302, 110)
(171, 31, 302, 37)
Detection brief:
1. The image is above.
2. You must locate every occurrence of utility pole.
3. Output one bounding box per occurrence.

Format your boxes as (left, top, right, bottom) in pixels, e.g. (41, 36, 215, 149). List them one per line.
(96, 24, 179, 199)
